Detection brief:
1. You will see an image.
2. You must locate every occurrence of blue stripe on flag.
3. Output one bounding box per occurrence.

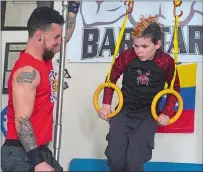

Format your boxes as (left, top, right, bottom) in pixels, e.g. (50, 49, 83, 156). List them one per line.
(159, 87, 196, 111)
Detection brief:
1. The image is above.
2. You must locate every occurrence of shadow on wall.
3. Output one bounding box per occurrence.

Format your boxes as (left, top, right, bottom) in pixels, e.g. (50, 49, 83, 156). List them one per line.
(77, 77, 120, 159)
(79, 103, 109, 158)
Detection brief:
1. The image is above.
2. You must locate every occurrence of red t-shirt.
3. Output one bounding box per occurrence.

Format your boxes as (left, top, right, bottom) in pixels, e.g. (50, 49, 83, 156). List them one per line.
(6, 51, 56, 146)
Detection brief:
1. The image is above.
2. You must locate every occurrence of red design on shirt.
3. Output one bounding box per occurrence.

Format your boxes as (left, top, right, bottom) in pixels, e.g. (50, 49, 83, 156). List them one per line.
(137, 69, 150, 86)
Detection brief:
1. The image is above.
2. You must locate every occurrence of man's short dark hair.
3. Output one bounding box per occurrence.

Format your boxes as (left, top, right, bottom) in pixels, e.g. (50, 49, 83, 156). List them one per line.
(27, 7, 64, 37)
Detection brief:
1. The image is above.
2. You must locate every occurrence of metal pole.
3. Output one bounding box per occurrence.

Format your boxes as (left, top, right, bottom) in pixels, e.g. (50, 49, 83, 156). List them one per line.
(53, 1, 69, 162)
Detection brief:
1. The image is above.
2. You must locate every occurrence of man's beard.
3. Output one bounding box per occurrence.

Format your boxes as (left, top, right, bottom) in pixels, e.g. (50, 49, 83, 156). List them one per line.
(43, 50, 55, 61)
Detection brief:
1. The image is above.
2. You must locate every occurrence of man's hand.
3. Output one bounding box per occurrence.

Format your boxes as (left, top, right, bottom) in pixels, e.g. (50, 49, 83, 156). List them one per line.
(158, 114, 170, 126)
(98, 104, 112, 121)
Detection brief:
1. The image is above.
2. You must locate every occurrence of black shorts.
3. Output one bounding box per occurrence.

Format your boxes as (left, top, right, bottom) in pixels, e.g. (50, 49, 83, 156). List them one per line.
(1, 140, 63, 172)
(105, 111, 158, 172)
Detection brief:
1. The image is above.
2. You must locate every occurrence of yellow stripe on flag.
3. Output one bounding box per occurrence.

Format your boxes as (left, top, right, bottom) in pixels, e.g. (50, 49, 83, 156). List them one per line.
(177, 63, 197, 88)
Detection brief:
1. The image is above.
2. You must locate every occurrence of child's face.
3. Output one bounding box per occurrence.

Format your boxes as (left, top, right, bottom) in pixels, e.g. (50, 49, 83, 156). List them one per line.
(133, 36, 161, 61)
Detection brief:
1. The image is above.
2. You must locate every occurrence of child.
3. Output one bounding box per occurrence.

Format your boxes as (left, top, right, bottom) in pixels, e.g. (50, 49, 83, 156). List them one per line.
(98, 15, 180, 171)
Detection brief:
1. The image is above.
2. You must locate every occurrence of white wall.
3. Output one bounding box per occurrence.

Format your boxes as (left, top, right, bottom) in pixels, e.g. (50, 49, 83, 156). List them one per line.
(1, 2, 202, 171)
(51, 62, 202, 169)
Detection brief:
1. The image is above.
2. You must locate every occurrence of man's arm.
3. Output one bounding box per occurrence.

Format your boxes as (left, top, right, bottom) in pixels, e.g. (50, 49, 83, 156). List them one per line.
(66, 1, 81, 42)
(12, 66, 44, 165)
(161, 57, 180, 116)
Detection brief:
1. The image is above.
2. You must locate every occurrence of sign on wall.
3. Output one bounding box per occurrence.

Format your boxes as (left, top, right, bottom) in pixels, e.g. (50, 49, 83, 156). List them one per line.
(2, 42, 27, 94)
(1, 1, 54, 31)
(67, 1, 203, 63)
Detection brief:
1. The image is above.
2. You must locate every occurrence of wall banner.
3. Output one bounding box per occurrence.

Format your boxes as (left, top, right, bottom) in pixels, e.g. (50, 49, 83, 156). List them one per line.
(67, 1, 203, 63)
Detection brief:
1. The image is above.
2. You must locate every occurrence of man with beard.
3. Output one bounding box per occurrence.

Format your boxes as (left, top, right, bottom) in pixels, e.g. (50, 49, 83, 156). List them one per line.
(1, 2, 80, 172)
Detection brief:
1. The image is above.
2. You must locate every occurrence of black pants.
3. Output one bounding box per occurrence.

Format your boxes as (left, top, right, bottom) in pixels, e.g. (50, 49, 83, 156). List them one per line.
(105, 111, 158, 172)
(1, 140, 63, 172)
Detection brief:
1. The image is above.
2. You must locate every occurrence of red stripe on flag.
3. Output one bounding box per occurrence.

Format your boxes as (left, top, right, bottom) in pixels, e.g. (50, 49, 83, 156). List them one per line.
(156, 110, 195, 133)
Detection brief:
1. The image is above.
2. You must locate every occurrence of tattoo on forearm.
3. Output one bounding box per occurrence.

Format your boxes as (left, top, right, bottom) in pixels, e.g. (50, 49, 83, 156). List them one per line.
(17, 70, 37, 83)
(17, 116, 37, 152)
(67, 16, 76, 29)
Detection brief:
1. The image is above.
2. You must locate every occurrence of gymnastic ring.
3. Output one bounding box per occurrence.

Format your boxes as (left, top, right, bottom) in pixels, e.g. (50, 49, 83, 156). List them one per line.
(93, 82, 123, 118)
(151, 89, 183, 125)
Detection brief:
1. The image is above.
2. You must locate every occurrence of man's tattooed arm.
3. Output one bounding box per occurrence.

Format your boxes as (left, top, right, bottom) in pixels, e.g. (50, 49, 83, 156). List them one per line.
(16, 116, 37, 151)
(16, 70, 37, 84)
(66, 14, 77, 42)
(66, 1, 81, 42)
(12, 66, 40, 152)
(67, 15, 76, 30)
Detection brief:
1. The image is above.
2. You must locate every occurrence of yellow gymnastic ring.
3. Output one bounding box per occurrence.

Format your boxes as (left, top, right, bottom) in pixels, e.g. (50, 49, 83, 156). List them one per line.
(93, 83, 123, 118)
(151, 89, 183, 125)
